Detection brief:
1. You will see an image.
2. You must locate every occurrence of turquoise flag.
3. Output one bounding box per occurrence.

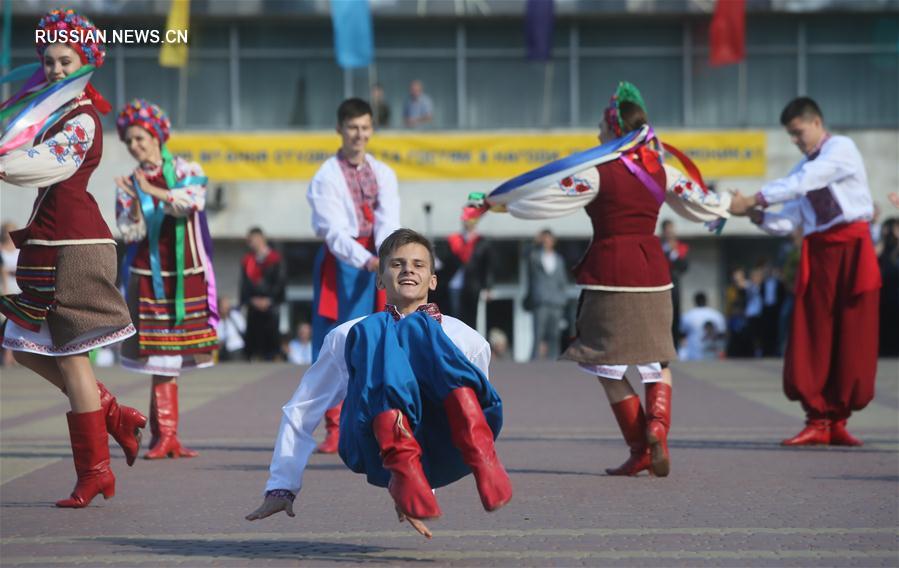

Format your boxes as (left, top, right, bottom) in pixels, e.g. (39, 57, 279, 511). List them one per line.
(330, 0, 373, 69)
(1, 0, 12, 70)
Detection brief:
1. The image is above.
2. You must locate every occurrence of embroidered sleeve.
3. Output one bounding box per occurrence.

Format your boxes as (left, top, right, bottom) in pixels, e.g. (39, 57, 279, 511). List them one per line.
(760, 138, 855, 205)
(372, 162, 401, 251)
(265, 328, 348, 495)
(162, 160, 207, 218)
(0, 113, 95, 188)
(663, 164, 731, 226)
(755, 200, 803, 236)
(504, 167, 600, 220)
(307, 168, 373, 269)
(115, 183, 147, 243)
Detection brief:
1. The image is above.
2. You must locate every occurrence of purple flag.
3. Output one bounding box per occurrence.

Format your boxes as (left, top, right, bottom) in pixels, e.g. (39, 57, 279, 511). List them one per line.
(525, 0, 554, 61)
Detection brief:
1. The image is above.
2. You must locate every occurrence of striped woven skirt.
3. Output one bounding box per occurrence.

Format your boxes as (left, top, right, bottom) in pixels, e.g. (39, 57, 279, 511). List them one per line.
(120, 269, 217, 376)
(0, 244, 134, 356)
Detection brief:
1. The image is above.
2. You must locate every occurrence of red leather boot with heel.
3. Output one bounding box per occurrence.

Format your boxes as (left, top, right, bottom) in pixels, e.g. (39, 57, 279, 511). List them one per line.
(145, 382, 198, 459)
(606, 395, 651, 476)
(444, 387, 512, 511)
(645, 382, 672, 477)
(97, 381, 147, 466)
(56, 409, 116, 508)
(372, 409, 442, 520)
(316, 402, 343, 454)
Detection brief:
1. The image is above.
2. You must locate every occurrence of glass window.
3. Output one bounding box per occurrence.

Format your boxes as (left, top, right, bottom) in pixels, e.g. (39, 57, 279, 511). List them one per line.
(239, 58, 342, 129)
(581, 21, 681, 49)
(690, 55, 739, 127)
(185, 58, 230, 128)
(808, 54, 899, 127)
(239, 21, 332, 49)
(746, 16, 797, 48)
(373, 59, 457, 129)
(466, 20, 569, 50)
(579, 57, 682, 128)
(123, 57, 181, 125)
(746, 55, 796, 126)
(375, 21, 456, 49)
(807, 14, 899, 46)
(466, 58, 569, 128)
(189, 22, 231, 50)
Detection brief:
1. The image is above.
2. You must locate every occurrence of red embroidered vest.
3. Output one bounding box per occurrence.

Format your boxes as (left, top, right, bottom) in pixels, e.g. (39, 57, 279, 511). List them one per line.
(11, 103, 112, 248)
(574, 159, 671, 289)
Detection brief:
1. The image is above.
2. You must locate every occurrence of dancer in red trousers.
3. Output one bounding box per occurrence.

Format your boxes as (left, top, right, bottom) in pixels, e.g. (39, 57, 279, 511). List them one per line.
(729, 97, 880, 446)
(0, 9, 145, 507)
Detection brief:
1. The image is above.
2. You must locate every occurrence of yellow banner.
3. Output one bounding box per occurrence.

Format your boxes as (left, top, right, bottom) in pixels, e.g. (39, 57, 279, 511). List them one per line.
(159, 0, 190, 68)
(166, 131, 765, 182)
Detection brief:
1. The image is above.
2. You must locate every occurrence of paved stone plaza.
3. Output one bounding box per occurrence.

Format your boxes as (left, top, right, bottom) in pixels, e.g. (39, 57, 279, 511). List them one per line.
(1, 358, 897, 566)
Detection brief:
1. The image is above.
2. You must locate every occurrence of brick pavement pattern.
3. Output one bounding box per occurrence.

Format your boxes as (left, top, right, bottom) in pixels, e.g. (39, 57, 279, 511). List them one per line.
(1, 359, 897, 566)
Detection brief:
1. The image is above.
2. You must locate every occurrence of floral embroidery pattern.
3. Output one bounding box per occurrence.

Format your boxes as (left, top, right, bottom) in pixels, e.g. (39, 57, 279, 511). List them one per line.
(3, 324, 135, 355)
(558, 174, 593, 196)
(43, 117, 91, 167)
(671, 174, 720, 207)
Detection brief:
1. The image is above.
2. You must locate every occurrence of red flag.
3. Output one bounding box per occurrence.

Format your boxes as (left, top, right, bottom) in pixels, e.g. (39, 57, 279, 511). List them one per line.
(709, 0, 745, 66)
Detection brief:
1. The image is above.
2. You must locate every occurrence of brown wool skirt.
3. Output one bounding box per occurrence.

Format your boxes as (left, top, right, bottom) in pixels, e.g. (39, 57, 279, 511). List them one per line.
(48, 244, 132, 346)
(560, 289, 677, 366)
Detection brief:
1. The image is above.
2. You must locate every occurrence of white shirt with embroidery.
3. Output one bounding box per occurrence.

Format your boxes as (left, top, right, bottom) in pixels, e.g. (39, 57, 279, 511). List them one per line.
(504, 162, 731, 224)
(264, 313, 490, 495)
(306, 154, 401, 270)
(0, 112, 95, 187)
(757, 135, 873, 237)
(115, 157, 208, 243)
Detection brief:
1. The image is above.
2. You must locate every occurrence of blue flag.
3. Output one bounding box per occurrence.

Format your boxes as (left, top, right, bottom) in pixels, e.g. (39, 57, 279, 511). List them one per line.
(331, 0, 374, 69)
(525, 0, 554, 61)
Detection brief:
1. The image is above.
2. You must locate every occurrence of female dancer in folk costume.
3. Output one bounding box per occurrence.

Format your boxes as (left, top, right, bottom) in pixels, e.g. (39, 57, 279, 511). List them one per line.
(482, 82, 730, 477)
(114, 99, 218, 459)
(0, 9, 146, 508)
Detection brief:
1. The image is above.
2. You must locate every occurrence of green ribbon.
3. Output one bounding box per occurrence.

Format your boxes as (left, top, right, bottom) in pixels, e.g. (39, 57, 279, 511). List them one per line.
(161, 145, 187, 326)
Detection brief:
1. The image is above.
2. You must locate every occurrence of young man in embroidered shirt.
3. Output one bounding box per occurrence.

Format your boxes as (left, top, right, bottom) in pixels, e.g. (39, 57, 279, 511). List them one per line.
(307, 98, 401, 453)
(246, 229, 511, 538)
(729, 97, 880, 447)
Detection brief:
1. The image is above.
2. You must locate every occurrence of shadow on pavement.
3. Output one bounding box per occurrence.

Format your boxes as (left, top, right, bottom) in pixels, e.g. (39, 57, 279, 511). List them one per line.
(100, 537, 432, 564)
(499, 435, 897, 454)
(199, 463, 347, 472)
(812, 474, 899, 482)
(507, 467, 605, 477)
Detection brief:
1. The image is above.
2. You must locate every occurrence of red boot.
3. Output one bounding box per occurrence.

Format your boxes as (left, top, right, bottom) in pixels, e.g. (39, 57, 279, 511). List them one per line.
(781, 418, 830, 446)
(372, 410, 442, 520)
(606, 396, 651, 476)
(56, 410, 116, 508)
(830, 418, 863, 447)
(444, 387, 512, 511)
(645, 382, 672, 477)
(97, 382, 147, 466)
(145, 383, 199, 459)
(316, 402, 342, 454)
